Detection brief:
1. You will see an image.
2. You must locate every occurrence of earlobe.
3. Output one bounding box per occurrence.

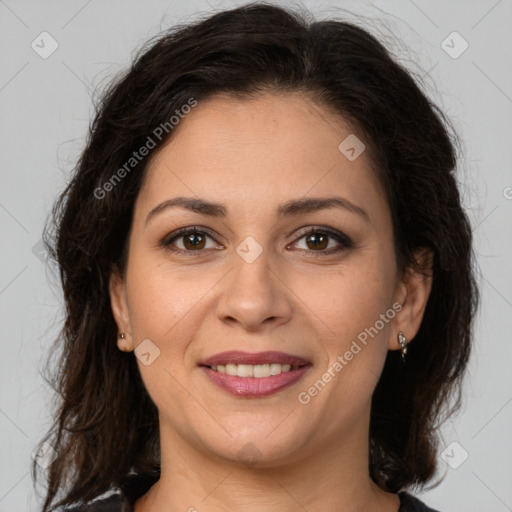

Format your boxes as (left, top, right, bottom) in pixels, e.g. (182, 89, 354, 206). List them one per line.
(109, 269, 133, 351)
(389, 248, 433, 350)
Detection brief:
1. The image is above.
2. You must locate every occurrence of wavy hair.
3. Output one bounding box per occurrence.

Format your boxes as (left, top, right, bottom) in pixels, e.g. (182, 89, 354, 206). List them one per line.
(33, 2, 479, 510)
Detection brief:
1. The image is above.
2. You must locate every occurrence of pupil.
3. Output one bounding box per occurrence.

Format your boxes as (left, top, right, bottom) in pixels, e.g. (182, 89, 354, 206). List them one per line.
(307, 233, 327, 250)
(185, 233, 204, 250)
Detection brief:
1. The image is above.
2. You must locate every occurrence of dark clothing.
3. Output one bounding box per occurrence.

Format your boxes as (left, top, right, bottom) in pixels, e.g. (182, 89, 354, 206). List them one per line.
(61, 474, 441, 511)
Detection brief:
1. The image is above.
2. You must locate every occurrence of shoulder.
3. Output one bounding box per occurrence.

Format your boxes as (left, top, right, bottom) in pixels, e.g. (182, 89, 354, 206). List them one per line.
(399, 491, 443, 512)
(57, 474, 158, 512)
(58, 492, 128, 512)
(58, 482, 443, 512)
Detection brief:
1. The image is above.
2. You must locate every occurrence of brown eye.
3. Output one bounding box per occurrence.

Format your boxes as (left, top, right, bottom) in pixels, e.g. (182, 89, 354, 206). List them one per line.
(291, 227, 353, 256)
(182, 232, 206, 250)
(162, 227, 221, 254)
(304, 232, 329, 250)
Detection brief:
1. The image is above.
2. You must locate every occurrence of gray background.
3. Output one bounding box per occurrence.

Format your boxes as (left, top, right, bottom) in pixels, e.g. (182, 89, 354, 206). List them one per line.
(1, 0, 511, 510)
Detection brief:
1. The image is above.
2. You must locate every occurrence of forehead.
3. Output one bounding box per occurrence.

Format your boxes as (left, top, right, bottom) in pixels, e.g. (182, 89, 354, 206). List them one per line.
(136, 91, 388, 224)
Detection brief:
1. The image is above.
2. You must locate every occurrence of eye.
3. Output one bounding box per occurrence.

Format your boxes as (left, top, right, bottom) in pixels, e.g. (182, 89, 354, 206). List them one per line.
(290, 227, 353, 256)
(162, 226, 222, 254)
(161, 226, 353, 257)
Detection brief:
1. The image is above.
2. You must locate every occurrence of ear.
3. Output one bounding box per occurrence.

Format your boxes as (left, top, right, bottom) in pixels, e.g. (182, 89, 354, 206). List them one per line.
(109, 267, 133, 351)
(389, 248, 433, 350)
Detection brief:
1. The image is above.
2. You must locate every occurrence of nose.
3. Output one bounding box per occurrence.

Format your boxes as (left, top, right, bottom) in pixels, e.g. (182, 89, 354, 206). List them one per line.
(215, 248, 293, 332)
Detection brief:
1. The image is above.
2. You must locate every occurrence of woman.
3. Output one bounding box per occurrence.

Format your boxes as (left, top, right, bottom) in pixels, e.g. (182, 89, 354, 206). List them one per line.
(33, 3, 478, 511)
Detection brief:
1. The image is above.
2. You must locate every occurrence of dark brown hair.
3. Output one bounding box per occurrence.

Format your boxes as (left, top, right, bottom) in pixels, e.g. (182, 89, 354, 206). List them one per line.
(33, 2, 478, 510)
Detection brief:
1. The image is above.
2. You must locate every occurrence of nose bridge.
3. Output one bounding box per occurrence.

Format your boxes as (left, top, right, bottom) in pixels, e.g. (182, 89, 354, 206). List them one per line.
(216, 239, 292, 330)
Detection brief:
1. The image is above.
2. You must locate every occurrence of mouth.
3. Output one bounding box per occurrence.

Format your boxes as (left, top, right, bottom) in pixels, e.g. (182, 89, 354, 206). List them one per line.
(199, 350, 312, 376)
(202, 362, 308, 378)
(198, 351, 312, 397)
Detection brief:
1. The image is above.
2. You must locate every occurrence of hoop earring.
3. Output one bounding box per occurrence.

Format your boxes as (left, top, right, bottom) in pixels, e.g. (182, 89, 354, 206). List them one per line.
(398, 331, 408, 363)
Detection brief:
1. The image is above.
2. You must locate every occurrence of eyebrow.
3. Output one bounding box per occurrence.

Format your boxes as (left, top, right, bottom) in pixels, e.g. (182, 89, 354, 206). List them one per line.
(145, 195, 370, 226)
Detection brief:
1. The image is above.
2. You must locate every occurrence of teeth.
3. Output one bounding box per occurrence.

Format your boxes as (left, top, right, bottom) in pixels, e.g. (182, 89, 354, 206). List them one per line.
(211, 363, 297, 377)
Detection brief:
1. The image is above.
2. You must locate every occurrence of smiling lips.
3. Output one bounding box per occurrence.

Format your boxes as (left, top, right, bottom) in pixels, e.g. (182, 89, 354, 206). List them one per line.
(199, 350, 313, 397)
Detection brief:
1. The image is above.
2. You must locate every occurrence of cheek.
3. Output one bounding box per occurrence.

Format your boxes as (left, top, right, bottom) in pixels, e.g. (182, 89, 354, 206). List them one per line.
(301, 253, 394, 335)
(299, 253, 395, 384)
(125, 249, 220, 344)
(123, 253, 216, 419)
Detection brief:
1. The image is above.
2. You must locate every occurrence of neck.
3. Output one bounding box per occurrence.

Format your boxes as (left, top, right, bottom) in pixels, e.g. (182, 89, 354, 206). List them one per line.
(134, 409, 399, 512)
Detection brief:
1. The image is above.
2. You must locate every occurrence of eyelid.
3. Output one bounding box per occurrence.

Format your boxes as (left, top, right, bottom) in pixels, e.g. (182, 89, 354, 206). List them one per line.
(161, 226, 223, 251)
(161, 225, 353, 255)
(288, 226, 353, 252)
(291, 225, 352, 243)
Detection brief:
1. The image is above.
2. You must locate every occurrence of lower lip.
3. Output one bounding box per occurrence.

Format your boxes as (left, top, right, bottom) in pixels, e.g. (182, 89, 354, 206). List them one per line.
(200, 365, 312, 398)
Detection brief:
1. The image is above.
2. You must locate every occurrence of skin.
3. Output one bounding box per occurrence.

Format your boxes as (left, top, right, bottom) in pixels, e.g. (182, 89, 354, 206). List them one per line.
(110, 91, 432, 512)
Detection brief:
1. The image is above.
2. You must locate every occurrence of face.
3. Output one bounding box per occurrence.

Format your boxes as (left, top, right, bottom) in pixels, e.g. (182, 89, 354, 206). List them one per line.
(110, 91, 430, 468)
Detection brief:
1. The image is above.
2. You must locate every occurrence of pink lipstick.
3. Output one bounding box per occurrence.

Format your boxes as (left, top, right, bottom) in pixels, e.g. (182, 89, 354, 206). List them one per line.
(199, 350, 312, 398)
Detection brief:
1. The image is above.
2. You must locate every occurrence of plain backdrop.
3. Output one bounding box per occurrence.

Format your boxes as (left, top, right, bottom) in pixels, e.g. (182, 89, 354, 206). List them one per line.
(1, 0, 511, 510)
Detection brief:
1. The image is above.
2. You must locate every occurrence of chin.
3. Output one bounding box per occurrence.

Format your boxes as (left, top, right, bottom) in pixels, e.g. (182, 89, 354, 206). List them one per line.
(198, 424, 312, 468)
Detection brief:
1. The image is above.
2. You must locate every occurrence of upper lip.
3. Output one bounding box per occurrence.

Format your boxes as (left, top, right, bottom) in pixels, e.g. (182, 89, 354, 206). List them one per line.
(200, 350, 311, 367)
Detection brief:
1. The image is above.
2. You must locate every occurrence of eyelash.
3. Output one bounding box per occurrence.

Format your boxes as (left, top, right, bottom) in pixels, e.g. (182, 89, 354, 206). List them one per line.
(161, 225, 353, 257)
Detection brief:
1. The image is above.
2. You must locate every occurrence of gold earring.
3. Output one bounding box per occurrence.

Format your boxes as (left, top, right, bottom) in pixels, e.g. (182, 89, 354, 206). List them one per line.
(398, 331, 408, 363)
